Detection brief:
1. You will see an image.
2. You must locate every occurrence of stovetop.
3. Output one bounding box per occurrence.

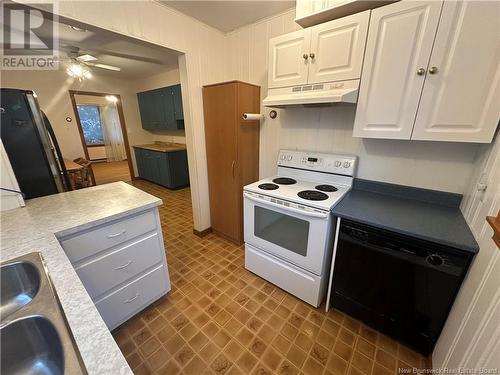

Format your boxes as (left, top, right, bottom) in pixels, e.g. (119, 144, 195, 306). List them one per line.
(244, 176, 351, 211)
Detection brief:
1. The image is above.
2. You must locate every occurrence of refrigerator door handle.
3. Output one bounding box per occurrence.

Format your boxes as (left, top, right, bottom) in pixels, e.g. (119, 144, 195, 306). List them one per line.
(42, 112, 72, 191)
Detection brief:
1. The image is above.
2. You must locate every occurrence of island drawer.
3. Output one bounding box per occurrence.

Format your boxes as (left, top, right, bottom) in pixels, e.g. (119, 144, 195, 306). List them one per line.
(60, 209, 157, 263)
(95, 265, 170, 330)
(74, 233, 164, 299)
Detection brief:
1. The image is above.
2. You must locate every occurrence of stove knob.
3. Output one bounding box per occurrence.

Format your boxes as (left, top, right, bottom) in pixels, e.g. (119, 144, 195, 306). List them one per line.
(335, 161, 342, 167)
(280, 155, 286, 160)
(287, 155, 292, 161)
(343, 161, 351, 168)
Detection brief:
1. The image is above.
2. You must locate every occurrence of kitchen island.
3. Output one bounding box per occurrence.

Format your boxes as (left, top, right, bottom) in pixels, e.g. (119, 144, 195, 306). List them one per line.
(0, 182, 169, 375)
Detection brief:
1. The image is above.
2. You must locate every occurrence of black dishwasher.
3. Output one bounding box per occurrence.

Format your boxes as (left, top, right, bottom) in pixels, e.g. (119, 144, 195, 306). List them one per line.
(331, 219, 473, 355)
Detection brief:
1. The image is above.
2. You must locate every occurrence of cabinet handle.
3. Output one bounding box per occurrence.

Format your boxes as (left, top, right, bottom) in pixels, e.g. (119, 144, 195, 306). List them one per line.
(107, 229, 126, 238)
(123, 293, 139, 304)
(429, 66, 438, 74)
(113, 260, 133, 270)
(309, 53, 315, 59)
(416, 68, 426, 76)
(303, 53, 309, 60)
(231, 160, 236, 178)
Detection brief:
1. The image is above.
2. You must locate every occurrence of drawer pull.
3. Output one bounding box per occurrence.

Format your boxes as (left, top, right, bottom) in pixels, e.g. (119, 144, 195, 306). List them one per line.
(113, 260, 133, 270)
(107, 229, 126, 238)
(123, 293, 139, 304)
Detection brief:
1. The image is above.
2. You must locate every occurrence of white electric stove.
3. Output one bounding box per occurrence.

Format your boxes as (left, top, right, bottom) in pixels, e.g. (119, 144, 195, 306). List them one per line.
(243, 149, 357, 307)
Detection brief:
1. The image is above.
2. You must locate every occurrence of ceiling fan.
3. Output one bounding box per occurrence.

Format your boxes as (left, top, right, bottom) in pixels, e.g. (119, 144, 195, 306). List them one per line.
(61, 46, 121, 80)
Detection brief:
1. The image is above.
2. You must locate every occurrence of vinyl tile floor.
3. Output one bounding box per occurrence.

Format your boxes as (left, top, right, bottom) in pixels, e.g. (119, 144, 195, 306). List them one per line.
(112, 180, 430, 375)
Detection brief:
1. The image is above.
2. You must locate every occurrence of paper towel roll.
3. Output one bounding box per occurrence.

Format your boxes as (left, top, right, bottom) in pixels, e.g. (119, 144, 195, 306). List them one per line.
(242, 113, 263, 121)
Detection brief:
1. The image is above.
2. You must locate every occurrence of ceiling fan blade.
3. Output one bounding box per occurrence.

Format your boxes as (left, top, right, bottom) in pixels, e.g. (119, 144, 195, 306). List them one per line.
(87, 62, 121, 71)
(77, 54, 97, 62)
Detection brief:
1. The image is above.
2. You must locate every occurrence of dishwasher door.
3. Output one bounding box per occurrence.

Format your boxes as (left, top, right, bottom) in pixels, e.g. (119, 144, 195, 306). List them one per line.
(331, 220, 471, 355)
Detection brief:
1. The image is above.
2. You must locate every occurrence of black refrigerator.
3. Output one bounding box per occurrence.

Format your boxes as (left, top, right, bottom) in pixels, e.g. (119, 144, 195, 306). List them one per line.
(1, 88, 71, 199)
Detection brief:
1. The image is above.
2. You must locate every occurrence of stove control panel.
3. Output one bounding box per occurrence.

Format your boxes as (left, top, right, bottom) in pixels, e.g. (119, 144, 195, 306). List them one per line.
(277, 149, 357, 176)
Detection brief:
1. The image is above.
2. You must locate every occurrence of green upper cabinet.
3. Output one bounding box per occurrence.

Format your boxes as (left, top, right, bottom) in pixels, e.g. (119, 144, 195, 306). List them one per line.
(137, 84, 184, 130)
(171, 84, 184, 121)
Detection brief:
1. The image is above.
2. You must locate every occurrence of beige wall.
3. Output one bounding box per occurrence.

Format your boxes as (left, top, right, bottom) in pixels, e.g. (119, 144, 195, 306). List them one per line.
(225, 8, 481, 194)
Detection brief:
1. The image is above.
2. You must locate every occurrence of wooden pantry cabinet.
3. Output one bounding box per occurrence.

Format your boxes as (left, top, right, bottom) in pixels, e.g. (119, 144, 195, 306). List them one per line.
(202, 81, 260, 245)
(353, 0, 500, 143)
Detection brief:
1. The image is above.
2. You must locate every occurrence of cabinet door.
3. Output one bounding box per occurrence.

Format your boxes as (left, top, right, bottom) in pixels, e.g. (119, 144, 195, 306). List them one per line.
(268, 29, 311, 89)
(141, 151, 153, 181)
(137, 92, 152, 129)
(412, 1, 500, 142)
(171, 84, 184, 121)
(148, 88, 167, 130)
(202, 83, 240, 242)
(308, 10, 369, 83)
(149, 151, 163, 184)
(352, 1, 442, 139)
(134, 148, 145, 178)
(157, 87, 175, 130)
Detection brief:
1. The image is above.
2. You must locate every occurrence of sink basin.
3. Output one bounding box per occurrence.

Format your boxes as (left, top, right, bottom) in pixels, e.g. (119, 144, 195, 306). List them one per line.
(0, 262, 40, 318)
(0, 253, 87, 374)
(0, 316, 64, 375)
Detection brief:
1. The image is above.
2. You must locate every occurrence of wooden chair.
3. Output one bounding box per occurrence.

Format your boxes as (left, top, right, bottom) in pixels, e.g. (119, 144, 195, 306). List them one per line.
(71, 158, 96, 188)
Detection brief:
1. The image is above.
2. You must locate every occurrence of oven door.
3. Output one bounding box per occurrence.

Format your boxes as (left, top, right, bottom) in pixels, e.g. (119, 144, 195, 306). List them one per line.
(243, 192, 331, 275)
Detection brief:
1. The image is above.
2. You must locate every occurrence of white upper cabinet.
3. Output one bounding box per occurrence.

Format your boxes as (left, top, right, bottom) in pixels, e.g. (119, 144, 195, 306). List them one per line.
(268, 11, 369, 89)
(309, 11, 370, 84)
(295, 0, 394, 28)
(353, 1, 442, 139)
(268, 29, 311, 89)
(412, 1, 500, 142)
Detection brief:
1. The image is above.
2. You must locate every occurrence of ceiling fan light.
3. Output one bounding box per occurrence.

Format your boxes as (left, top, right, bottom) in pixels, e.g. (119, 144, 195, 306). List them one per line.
(67, 63, 83, 77)
(67, 62, 92, 80)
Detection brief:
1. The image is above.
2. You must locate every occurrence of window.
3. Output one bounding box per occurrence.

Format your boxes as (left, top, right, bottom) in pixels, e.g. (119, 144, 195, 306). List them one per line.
(76, 105, 104, 146)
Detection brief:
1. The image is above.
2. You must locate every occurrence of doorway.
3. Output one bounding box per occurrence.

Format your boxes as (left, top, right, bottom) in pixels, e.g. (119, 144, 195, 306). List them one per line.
(69, 90, 134, 185)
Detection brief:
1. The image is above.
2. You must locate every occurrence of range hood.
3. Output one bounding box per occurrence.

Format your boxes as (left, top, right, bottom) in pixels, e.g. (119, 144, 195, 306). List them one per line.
(263, 79, 359, 108)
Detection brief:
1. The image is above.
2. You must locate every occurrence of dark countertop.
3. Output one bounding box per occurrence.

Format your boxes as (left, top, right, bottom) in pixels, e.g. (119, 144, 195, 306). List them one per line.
(332, 179, 479, 253)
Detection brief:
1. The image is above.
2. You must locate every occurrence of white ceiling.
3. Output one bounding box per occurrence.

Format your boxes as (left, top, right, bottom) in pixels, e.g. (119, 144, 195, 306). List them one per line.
(160, 1, 296, 33)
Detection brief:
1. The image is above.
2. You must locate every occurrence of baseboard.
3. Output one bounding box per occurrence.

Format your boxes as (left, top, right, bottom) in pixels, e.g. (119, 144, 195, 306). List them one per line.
(193, 227, 212, 237)
(212, 229, 243, 246)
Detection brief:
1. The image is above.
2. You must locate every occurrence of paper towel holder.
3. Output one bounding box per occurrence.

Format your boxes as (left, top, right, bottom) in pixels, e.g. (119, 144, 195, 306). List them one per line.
(242, 113, 263, 121)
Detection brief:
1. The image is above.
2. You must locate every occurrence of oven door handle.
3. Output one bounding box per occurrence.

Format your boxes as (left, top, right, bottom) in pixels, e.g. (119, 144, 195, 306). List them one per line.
(244, 192, 329, 219)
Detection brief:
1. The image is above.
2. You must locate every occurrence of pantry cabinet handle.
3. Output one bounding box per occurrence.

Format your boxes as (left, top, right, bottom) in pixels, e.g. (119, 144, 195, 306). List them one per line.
(309, 53, 315, 59)
(429, 66, 438, 74)
(107, 229, 126, 238)
(416, 67, 426, 76)
(113, 260, 133, 270)
(303, 53, 309, 60)
(123, 293, 139, 304)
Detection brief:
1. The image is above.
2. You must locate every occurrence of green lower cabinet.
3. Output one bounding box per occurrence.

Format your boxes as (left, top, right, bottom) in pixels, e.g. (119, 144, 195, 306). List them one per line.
(134, 148, 189, 189)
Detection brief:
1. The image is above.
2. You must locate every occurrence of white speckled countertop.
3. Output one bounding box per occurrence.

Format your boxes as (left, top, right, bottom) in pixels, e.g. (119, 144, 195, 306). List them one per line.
(0, 182, 162, 375)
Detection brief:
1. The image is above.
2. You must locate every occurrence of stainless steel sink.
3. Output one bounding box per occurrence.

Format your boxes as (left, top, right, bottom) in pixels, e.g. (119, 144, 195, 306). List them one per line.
(1, 261, 40, 318)
(0, 253, 87, 374)
(1, 316, 64, 375)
